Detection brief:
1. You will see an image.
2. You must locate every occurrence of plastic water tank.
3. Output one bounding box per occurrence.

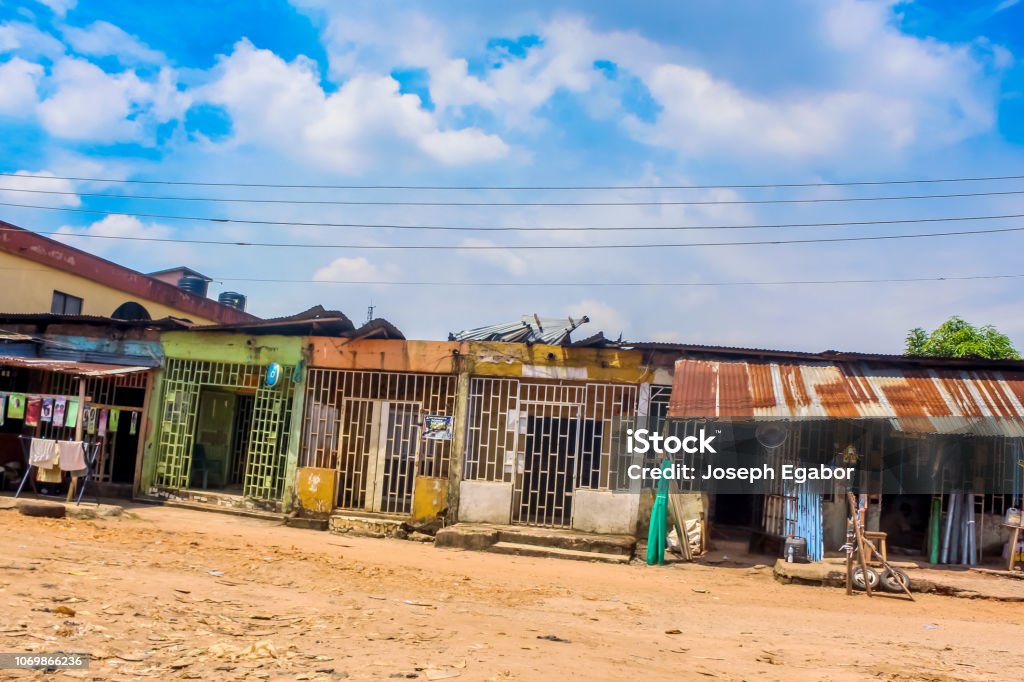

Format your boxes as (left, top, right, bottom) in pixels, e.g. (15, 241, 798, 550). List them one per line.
(178, 274, 209, 297)
(218, 291, 247, 312)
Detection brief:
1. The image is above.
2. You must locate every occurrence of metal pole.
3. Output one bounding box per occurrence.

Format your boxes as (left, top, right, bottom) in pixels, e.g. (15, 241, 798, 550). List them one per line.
(66, 376, 86, 503)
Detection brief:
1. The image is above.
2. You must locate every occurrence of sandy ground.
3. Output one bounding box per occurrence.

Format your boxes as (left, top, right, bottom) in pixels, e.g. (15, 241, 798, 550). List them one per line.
(2, 504, 1023, 682)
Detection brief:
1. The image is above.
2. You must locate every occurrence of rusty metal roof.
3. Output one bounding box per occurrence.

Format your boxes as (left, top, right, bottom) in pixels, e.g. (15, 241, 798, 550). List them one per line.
(0, 356, 151, 377)
(668, 357, 1024, 436)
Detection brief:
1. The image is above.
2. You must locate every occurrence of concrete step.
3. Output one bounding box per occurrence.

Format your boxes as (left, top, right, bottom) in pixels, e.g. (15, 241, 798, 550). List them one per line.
(487, 541, 630, 565)
(329, 512, 406, 538)
(495, 528, 635, 556)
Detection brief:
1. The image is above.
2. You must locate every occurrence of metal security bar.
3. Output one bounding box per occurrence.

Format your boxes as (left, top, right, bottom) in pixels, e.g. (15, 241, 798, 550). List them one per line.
(300, 369, 457, 514)
(464, 377, 642, 528)
(153, 359, 294, 500)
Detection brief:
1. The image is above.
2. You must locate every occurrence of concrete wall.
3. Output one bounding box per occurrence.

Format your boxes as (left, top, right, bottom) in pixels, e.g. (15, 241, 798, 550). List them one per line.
(572, 489, 640, 535)
(0, 250, 225, 323)
(458, 480, 512, 524)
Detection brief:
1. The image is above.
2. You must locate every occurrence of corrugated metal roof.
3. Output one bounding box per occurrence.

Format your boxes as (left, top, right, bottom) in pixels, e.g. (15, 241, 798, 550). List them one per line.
(0, 356, 151, 376)
(450, 315, 589, 345)
(668, 358, 1024, 437)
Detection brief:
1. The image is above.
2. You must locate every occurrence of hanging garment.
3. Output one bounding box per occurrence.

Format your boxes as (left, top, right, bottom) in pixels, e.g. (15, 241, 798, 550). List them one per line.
(98, 409, 109, 437)
(29, 438, 58, 467)
(8, 393, 26, 420)
(41, 397, 54, 423)
(25, 396, 42, 427)
(109, 408, 121, 431)
(64, 399, 79, 428)
(36, 464, 62, 483)
(0, 394, 6, 426)
(86, 407, 97, 435)
(58, 441, 87, 472)
(53, 397, 67, 425)
(129, 411, 138, 435)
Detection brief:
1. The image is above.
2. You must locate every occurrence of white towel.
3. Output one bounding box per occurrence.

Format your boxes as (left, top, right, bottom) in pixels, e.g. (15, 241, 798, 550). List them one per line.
(29, 438, 58, 467)
(58, 441, 86, 472)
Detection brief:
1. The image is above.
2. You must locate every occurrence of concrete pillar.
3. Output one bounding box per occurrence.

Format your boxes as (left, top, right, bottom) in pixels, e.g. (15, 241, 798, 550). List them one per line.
(446, 365, 471, 523)
(279, 361, 308, 513)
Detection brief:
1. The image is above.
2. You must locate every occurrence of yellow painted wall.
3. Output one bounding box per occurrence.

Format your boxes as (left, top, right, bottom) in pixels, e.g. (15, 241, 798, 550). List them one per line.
(0, 251, 219, 323)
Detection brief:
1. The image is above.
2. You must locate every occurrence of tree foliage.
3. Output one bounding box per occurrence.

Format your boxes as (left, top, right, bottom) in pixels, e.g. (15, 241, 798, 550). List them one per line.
(905, 316, 1021, 360)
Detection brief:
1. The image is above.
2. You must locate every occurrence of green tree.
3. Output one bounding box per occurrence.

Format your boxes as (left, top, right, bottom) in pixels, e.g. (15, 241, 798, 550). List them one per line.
(905, 316, 1021, 360)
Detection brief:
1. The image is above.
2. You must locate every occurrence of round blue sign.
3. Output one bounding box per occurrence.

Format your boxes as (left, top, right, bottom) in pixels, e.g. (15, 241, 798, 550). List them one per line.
(265, 362, 282, 387)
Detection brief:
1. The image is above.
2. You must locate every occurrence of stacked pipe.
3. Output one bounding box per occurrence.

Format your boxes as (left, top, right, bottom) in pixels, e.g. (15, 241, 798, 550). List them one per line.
(940, 491, 978, 566)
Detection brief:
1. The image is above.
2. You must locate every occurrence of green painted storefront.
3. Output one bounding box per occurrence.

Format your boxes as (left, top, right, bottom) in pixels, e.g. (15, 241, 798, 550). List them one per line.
(139, 332, 306, 510)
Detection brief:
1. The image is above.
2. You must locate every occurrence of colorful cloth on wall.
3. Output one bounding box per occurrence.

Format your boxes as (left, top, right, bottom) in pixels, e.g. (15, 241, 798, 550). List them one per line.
(109, 408, 121, 432)
(7, 393, 25, 420)
(130, 411, 138, 435)
(41, 397, 54, 423)
(85, 406, 97, 435)
(98, 409, 108, 437)
(25, 396, 42, 427)
(53, 397, 67, 425)
(64, 399, 79, 428)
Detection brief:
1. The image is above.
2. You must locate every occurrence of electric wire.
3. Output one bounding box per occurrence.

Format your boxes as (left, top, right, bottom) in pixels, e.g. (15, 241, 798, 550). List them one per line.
(4, 170, 1024, 191)
(9, 223, 1024, 250)
(3, 185, 1024, 206)
(3, 200, 1024, 233)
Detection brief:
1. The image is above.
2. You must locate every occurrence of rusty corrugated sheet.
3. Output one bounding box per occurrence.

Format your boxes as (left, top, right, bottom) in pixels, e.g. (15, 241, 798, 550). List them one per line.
(0, 356, 150, 377)
(669, 358, 1024, 436)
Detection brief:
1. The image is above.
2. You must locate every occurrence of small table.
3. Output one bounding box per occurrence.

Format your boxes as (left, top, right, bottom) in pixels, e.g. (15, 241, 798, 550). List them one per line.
(1005, 524, 1023, 572)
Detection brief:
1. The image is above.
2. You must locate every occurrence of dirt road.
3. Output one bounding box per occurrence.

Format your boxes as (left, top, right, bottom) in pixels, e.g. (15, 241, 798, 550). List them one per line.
(2, 504, 1022, 681)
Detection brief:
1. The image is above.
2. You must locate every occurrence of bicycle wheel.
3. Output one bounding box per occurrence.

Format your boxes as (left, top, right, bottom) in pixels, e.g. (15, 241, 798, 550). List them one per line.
(852, 566, 879, 591)
(881, 567, 911, 593)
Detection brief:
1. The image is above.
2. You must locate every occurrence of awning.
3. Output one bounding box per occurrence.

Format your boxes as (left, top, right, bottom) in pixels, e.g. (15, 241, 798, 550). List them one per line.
(668, 357, 1024, 437)
(0, 356, 152, 377)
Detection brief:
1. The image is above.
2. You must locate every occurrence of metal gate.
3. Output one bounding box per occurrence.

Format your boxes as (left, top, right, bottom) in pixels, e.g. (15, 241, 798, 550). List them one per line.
(300, 369, 456, 514)
(464, 377, 640, 528)
(153, 359, 294, 500)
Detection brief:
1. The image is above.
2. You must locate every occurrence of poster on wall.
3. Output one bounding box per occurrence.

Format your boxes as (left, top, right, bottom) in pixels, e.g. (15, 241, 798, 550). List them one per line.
(422, 415, 454, 441)
(8, 393, 25, 420)
(41, 397, 54, 423)
(25, 396, 42, 427)
(53, 397, 67, 425)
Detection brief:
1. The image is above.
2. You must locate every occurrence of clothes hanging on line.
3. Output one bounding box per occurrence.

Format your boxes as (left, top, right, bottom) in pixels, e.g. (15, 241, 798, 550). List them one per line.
(58, 440, 86, 472)
(36, 464, 62, 483)
(29, 438, 58, 467)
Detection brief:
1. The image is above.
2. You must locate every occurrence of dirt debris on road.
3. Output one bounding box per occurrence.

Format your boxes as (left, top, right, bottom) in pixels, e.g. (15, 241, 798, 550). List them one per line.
(1, 504, 1022, 681)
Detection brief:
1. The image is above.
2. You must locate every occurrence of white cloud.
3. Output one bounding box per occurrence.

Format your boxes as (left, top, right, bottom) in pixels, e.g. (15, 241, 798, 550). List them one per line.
(457, 238, 529, 275)
(37, 58, 188, 142)
(32, 0, 76, 17)
(0, 21, 66, 60)
(566, 299, 628, 338)
(0, 58, 43, 117)
(313, 256, 396, 282)
(3, 169, 80, 207)
(63, 20, 165, 64)
(197, 39, 510, 172)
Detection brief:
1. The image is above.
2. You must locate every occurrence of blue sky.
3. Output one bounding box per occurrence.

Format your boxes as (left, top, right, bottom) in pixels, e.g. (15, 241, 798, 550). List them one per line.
(1, 0, 1024, 352)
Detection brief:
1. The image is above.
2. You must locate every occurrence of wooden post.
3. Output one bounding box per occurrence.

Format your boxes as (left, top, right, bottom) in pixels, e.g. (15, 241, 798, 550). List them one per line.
(66, 376, 86, 503)
(845, 517, 853, 596)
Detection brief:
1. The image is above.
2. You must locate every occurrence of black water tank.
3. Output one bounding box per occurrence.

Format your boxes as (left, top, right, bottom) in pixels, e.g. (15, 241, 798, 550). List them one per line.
(178, 274, 209, 297)
(218, 291, 246, 312)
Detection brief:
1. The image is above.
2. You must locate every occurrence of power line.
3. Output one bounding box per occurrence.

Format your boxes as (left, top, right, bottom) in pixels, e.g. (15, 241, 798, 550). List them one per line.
(4, 200, 1024, 233)
(4, 170, 1024, 191)
(16, 223, 1024, 250)
(212, 273, 1024, 287)
(3, 186, 1024, 206)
